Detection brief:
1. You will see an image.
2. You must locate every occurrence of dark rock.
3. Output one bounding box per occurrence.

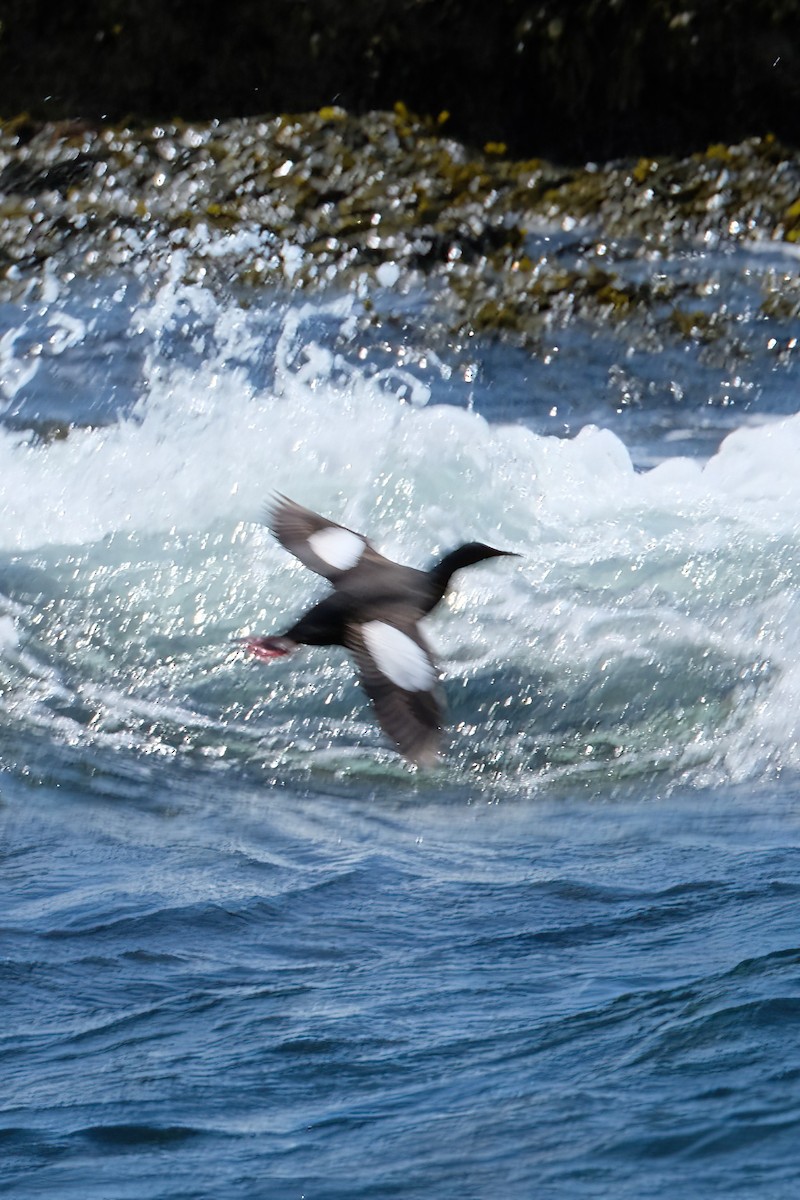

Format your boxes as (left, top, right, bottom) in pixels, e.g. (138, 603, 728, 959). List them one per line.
(1, 1, 800, 160)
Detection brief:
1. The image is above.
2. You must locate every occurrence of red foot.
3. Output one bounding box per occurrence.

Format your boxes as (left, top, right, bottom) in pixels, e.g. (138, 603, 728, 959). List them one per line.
(238, 636, 294, 661)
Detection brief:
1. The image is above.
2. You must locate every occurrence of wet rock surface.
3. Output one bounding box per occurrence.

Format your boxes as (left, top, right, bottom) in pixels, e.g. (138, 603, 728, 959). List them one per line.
(1, 108, 800, 360)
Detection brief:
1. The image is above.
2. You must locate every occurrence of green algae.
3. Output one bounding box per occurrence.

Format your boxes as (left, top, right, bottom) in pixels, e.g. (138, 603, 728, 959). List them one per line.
(2, 109, 800, 351)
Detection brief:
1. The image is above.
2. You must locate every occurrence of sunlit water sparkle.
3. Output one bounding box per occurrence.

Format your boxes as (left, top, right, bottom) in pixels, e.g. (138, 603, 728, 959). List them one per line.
(2, 255, 800, 1198)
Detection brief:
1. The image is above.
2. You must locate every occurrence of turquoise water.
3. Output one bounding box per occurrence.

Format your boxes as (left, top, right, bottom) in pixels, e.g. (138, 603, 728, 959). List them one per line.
(2, 256, 800, 1197)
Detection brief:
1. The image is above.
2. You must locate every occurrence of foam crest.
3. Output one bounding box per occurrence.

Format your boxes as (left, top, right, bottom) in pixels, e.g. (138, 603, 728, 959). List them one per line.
(2, 284, 800, 788)
(0, 283, 798, 553)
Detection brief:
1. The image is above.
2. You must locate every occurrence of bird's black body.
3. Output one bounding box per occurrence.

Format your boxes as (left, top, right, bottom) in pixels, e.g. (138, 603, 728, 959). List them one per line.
(241, 496, 517, 765)
(286, 544, 499, 644)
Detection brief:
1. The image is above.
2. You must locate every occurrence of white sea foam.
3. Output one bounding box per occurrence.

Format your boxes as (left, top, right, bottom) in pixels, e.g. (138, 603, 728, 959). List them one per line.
(0, 613, 18, 650)
(0, 324, 41, 405)
(1, 284, 799, 786)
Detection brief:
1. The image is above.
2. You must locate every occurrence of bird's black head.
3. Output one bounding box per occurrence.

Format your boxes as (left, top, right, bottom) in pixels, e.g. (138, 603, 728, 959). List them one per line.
(445, 542, 518, 570)
(429, 542, 520, 598)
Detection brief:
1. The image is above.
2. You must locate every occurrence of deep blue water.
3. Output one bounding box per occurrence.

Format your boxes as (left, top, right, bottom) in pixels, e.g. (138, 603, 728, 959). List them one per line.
(5, 772, 800, 1198)
(2, 251, 800, 1197)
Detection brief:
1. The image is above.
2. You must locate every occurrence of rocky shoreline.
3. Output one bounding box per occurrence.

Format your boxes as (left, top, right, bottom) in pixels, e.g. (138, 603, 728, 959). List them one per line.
(2, 109, 800, 358)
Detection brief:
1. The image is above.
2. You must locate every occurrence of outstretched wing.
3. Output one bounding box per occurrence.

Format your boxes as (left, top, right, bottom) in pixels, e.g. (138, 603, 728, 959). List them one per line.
(345, 613, 444, 766)
(267, 494, 392, 583)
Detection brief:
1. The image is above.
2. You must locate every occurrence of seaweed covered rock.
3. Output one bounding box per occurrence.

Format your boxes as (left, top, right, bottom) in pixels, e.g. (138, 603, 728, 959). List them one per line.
(3, 109, 800, 356)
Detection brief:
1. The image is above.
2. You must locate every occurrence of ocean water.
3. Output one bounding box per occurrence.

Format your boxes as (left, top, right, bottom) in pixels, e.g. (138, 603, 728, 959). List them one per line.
(2, 247, 800, 1198)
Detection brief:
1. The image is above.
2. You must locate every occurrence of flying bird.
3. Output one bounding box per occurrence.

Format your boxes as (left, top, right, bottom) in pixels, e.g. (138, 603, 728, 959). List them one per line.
(240, 495, 517, 765)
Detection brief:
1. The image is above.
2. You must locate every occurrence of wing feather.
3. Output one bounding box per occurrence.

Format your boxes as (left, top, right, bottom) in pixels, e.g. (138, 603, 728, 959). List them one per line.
(266, 495, 392, 583)
(345, 614, 444, 766)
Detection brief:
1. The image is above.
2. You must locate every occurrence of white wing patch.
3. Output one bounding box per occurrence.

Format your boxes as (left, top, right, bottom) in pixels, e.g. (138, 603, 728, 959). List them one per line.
(362, 621, 436, 692)
(307, 527, 365, 571)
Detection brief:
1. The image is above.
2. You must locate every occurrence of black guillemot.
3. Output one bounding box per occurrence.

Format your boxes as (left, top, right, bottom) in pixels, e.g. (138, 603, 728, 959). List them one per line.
(240, 495, 518, 766)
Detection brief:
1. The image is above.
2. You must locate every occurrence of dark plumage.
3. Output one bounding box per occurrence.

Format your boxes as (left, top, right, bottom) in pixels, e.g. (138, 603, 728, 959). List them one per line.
(240, 495, 518, 765)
